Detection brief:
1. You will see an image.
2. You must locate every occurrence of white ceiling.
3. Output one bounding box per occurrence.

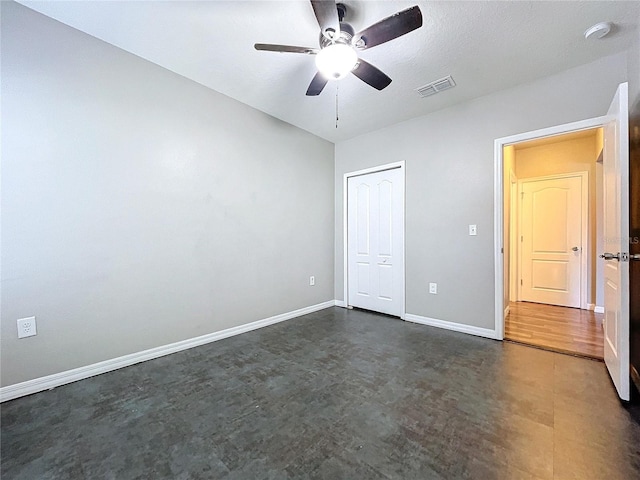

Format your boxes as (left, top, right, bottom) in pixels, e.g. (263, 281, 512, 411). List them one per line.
(17, 1, 640, 143)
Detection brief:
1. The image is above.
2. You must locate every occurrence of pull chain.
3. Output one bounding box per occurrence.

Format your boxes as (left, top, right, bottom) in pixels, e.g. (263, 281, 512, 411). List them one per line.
(335, 82, 339, 129)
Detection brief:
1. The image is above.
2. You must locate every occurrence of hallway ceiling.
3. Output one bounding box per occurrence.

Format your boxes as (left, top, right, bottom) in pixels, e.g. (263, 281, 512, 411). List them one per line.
(514, 128, 600, 151)
(17, 1, 640, 143)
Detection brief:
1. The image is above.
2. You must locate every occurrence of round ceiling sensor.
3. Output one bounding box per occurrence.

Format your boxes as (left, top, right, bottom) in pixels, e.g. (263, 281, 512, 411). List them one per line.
(584, 22, 613, 40)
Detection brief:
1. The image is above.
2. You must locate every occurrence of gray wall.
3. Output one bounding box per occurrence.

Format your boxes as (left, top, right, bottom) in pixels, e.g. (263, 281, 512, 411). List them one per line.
(1, 2, 334, 387)
(335, 53, 629, 330)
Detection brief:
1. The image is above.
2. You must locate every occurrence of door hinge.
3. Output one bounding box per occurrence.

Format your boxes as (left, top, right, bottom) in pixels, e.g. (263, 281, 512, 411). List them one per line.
(520, 279, 523, 286)
(521, 235, 523, 242)
(501, 247, 504, 254)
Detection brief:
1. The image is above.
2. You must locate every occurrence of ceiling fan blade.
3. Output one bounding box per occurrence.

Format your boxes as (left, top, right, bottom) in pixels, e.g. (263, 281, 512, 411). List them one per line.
(354, 5, 423, 50)
(306, 72, 329, 96)
(310, 0, 340, 38)
(351, 59, 392, 91)
(254, 44, 318, 54)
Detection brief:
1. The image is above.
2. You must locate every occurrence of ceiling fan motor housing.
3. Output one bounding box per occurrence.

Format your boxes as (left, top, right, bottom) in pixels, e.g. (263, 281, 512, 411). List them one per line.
(319, 21, 354, 48)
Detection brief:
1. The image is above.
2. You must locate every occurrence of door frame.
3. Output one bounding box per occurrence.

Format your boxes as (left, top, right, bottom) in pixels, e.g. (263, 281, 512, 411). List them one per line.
(343, 161, 406, 319)
(516, 171, 590, 310)
(494, 117, 606, 339)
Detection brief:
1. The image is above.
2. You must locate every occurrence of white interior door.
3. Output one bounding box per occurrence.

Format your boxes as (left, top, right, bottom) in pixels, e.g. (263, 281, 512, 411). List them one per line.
(519, 174, 586, 308)
(602, 82, 630, 401)
(347, 167, 404, 317)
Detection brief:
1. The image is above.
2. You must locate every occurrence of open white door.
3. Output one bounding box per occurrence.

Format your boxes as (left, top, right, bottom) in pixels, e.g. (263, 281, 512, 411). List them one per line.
(602, 82, 630, 401)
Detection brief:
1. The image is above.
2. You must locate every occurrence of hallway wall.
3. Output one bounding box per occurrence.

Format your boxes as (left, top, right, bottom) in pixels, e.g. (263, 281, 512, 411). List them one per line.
(514, 133, 601, 306)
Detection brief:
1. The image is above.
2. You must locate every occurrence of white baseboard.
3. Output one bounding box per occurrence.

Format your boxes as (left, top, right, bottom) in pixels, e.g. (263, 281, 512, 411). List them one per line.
(405, 313, 498, 340)
(0, 300, 335, 403)
(334, 300, 347, 308)
(504, 305, 510, 319)
(594, 305, 605, 314)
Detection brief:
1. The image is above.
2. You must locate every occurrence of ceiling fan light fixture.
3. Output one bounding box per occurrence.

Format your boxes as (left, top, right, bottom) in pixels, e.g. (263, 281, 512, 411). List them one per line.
(315, 43, 358, 80)
(255, 2, 424, 95)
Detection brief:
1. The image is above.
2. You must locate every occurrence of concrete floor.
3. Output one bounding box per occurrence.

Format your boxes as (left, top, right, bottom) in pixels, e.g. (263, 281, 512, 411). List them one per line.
(1, 307, 639, 479)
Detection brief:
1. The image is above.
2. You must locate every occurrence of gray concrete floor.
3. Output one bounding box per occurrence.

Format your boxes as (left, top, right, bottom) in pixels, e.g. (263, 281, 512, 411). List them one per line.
(1, 307, 639, 479)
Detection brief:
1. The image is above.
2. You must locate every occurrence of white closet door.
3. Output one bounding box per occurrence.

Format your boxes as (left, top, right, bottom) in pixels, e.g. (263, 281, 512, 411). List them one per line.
(347, 167, 404, 317)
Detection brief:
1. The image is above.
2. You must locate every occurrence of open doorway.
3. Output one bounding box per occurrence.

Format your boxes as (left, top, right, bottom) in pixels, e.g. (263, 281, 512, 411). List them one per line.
(503, 128, 605, 359)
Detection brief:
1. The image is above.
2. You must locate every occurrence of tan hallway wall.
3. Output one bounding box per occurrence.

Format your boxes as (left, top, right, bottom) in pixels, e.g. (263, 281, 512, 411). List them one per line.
(503, 145, 516, 308)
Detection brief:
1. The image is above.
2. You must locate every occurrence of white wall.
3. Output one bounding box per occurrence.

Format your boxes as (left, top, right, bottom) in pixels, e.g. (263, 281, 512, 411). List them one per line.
(335, 53, 628, 330)
(1, 2, 334, 387)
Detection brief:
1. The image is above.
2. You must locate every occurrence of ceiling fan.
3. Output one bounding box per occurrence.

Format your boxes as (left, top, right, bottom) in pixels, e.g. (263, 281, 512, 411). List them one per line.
(255, 1, 423, 96)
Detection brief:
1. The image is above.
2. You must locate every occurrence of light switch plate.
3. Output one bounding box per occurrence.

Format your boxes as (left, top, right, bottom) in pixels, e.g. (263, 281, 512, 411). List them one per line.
(469, 224, 477, 236)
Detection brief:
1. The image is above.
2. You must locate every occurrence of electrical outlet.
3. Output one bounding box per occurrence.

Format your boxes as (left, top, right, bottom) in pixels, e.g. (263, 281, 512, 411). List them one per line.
(309, 276, 315, 286)
(429, 283, 437, 294)
(17, 316, 37, 339)
(469, 224, 477, 236)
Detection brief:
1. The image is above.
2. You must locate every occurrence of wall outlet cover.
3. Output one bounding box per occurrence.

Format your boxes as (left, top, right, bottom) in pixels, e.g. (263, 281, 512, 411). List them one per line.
(17, 316, 37, 339)
(429, 283, 437, 294)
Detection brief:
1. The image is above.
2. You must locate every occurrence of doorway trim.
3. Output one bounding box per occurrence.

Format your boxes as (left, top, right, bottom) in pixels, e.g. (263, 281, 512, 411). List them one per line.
(516, 171, 590, 310)
(343, 161, 406, 319)
(494, 117, 606, 340)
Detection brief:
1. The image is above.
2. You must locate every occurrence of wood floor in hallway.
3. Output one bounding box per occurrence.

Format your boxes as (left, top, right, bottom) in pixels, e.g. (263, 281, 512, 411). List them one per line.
(505, 301, 604, 359)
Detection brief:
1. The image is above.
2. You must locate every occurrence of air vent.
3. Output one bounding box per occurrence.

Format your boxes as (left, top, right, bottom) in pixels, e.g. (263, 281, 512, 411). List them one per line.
(416, 75, 456, 98)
